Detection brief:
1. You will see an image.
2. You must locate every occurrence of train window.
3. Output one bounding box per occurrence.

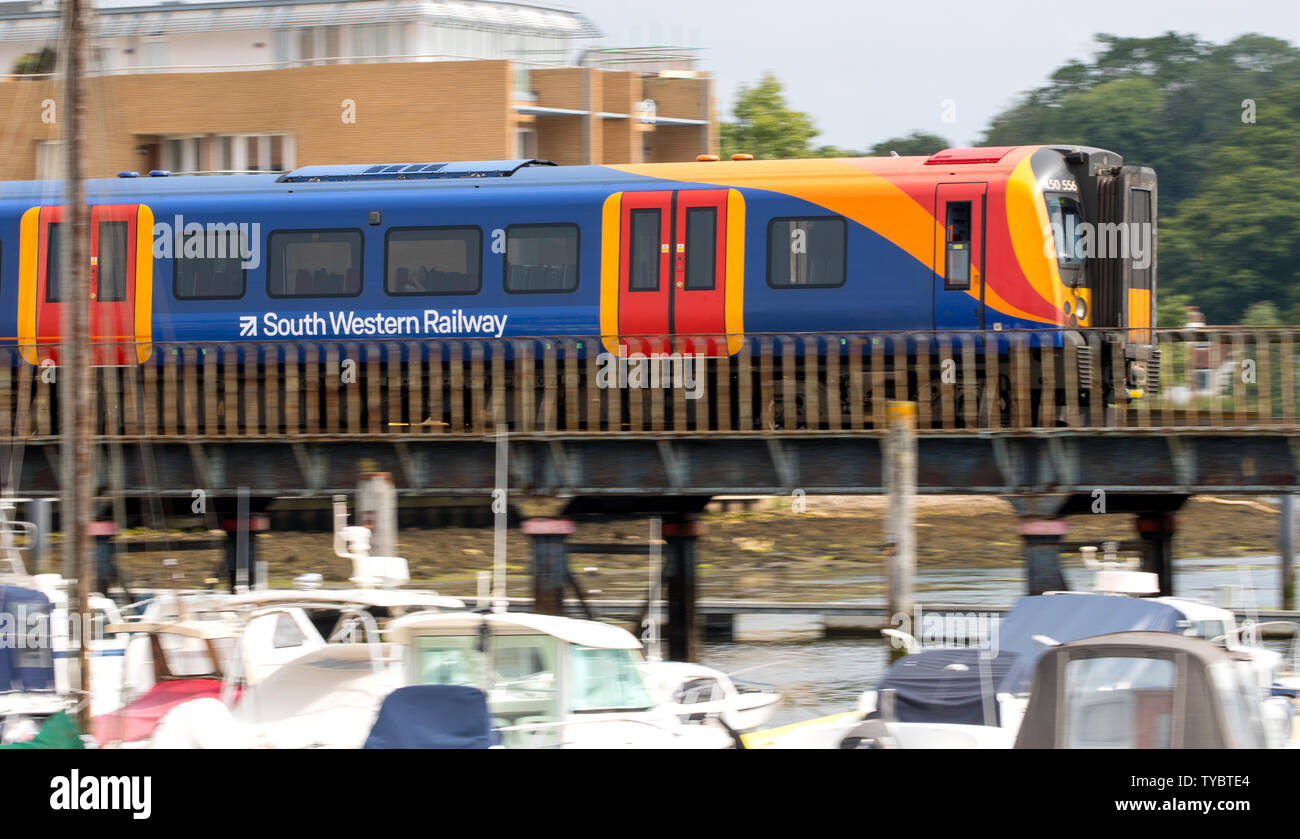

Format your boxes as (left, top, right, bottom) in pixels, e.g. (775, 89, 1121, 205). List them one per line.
(504, 224, 579, 294)
(1045, 194, 1084, 268)
(945, 202, 972, 290)
(766, 217, 845, 288)
(1129, 188, 1152, 290)
(45, 222, 65, 302)
(268, 229, 363, 298)
(174, 229, 247, 299)
(386, 227, 482, 296)
(628, 209, 660, 291)
(684, 207, 716, 291)
(97, 221, 128, 303)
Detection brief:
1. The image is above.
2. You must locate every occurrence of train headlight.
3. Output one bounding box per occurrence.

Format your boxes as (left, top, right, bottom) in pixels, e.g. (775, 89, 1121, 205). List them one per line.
(1073, 296, 1088, 321)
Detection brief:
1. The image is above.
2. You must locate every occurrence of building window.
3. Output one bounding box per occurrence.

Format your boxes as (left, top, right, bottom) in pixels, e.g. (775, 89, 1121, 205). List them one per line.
(162, 136, 202, 173)
(766, 217, 846, 288)
(386, 227, 481, 295)
(268, 229, 363, 298)
(206, 133, 294, 173)
(35, 140, 63, 180)
(504, 224, 579, 294)
(174, 229, 247, 299)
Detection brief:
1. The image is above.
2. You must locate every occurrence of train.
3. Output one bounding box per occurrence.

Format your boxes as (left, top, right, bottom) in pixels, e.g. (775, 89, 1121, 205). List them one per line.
(0, 145, 1158, 423)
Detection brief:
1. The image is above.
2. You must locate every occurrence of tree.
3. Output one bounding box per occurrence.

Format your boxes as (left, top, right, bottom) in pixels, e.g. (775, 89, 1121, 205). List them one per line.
(12, 47, 56, 76)
(720, 73, 819, 160)
(867, 131, 951, 157)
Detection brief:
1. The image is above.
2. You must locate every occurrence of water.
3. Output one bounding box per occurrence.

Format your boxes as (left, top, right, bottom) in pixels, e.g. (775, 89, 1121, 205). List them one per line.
(700, 555, 1297, 728)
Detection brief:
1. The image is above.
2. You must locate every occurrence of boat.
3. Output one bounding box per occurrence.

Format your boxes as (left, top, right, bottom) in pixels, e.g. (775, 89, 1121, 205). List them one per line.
(0, 583, 70, 745)
(1013, 632, 1279, 749)
(100, 607, 736, 748)
(755, 557, 1297, 749)
(639, 660, 782, 733)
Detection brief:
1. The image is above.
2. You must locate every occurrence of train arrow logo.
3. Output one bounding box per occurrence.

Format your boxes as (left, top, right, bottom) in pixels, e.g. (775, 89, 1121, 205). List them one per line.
(239, 315, 258, 337)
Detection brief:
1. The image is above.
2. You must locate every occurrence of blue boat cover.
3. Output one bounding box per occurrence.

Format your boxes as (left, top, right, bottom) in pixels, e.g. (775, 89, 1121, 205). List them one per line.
(364, 685, 494, 749)
(0, 585, 54, 693)
(876, 594, 1185, 725)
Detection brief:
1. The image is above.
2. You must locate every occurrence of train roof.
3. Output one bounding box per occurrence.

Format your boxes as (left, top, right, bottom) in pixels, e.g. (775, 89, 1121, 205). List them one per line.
(0, 145, 1087, 203)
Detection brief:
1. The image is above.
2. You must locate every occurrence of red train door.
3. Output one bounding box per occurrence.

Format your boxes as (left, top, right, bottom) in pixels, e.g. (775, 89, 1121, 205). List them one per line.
(34, 204, 141, 365)
(616, 189, 730, 356)
(933, 183, 987, 331)
(617, 191, 673, 355)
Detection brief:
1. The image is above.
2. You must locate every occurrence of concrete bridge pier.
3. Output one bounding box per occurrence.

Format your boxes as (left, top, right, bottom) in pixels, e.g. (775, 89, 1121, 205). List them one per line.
(1019, 518, 1069, 595)
(523, 518, 575, 616)
(1137, 512, 1176, 597)
(661, 515, 701, 663)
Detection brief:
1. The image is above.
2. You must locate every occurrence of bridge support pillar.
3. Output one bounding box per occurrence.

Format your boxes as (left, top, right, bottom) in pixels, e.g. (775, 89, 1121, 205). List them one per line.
(221, 515, 268, 592)
(662, 515, 701, 663)
(523, 518, 574, 616)
(1019, 518, 1069, 595)
(1137, 512, 1176, 597)
(1281, 495, 1296, 611)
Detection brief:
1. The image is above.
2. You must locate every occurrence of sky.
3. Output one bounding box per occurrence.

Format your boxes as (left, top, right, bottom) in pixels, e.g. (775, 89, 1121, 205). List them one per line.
(561, 0, 1300, 150)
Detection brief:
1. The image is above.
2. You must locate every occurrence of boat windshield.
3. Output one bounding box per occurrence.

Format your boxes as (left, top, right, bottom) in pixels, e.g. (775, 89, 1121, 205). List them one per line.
(412, 634, 561, 745)
(1062, 655, 1177, 748)
(569, 646, 653, 713)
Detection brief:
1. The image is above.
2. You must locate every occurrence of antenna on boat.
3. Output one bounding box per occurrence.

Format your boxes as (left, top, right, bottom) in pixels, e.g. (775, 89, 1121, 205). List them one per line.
(644, 517, 664, 663)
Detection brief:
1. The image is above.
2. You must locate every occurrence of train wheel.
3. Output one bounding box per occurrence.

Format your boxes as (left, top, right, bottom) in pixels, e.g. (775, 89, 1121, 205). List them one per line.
(762, 383, 830, 431)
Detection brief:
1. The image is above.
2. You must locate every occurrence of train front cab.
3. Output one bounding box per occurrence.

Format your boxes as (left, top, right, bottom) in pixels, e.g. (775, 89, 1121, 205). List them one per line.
(17, 204, 154, 367)
(1058, 148, 1159, 397)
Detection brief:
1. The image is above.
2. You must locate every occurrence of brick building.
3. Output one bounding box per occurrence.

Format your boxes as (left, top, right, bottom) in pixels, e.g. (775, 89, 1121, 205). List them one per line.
(0, 0, 715, 180)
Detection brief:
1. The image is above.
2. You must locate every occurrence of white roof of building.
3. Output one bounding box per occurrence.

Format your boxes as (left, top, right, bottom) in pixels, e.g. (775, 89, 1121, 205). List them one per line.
(0, 0, 601, 43)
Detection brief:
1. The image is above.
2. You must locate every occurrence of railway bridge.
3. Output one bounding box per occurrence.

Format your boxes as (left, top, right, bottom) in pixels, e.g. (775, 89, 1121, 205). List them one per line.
(2, 327, 1297, 657)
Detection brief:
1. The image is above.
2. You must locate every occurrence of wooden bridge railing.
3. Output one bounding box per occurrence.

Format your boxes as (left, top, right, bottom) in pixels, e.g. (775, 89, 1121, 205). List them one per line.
(1, 328, 1296, 438)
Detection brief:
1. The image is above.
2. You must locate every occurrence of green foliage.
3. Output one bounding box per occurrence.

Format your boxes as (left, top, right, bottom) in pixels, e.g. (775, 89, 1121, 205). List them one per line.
(12, 47, 55, 76)
(1240, 301, 1283, 326)
(866, 131, 951, 158)
(719, 73, 822, 160)
(979, 33, 1300, 325)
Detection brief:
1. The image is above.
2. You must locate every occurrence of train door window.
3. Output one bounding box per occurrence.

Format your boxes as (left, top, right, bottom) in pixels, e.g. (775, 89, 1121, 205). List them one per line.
(944, 202, 972, 290)
(267, 229, 363, 298)
(175, 229, 247, 299)
(504, 223, 579, 294)
(96, 221, 128, 302)
(45, 222, 65, 302)
(766, 217, 846, 288)
(628, 209, 660, 291)
(386, 226, 482, 295)
(683, 206, 716, 290)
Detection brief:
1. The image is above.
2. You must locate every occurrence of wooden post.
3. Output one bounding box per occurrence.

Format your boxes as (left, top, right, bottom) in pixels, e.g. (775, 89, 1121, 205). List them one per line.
(60, 0, 94, 734)
(884, 401, 916, 625)
(662, 515, 700, 663)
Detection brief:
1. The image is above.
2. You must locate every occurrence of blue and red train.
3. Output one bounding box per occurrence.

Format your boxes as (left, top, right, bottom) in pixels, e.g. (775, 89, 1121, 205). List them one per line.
(0, 144, 1158, 395)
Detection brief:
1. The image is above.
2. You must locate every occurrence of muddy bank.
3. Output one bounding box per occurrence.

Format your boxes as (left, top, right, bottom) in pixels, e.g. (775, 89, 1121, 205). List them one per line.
(97, 494, 1288, 601)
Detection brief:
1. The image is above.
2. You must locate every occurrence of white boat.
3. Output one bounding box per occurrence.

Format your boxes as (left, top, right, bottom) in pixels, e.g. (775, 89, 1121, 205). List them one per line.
(639, 660, 781, 733)
(104, 608, 735, 748)
(755, 559, 1297, 749)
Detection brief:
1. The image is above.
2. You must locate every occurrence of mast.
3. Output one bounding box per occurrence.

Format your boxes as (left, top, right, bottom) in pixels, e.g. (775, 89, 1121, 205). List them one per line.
(59, 0, 93, 734)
